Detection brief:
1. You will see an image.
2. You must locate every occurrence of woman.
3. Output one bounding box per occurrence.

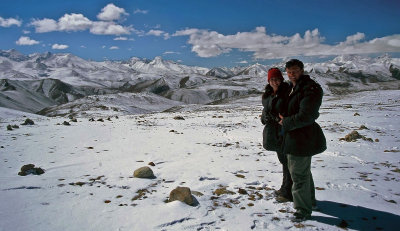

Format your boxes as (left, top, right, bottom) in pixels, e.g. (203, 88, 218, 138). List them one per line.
(261, 67, 292, 202)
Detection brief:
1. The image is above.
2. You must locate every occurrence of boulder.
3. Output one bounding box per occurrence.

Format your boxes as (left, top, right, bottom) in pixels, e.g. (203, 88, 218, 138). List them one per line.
(169, 187, 195, 206)
(18, 164, 45, 176)
(21, 118, 34, 125)
(133, 166, 155, 179)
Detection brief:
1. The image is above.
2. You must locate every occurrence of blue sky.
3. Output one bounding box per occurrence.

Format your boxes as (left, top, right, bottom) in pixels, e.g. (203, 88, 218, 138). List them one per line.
(0, 0, 399, 67)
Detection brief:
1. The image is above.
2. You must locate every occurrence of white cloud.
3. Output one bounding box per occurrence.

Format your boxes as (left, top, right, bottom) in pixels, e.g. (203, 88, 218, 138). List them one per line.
(173, 27, 400, 60)
(237, 60, 248, 64)
(23, 30, 31, 34)
(30, 14, 93, 33)
(147, 29, 164, 36)
(16, 36, 39, 45)
(147, 29, 170, 40)
(109, 46, 119, 50)
(133, 9, 149, 14)
(97, 3, 128, 21)
(90, 21, 131, 35)
(340, 32, 365, 45)
(52, 44, 69, 49)
(58, 13, 92, 31)
(30, 18, 58, 33)
(163, 51, 180, 55)
(80, 45, 86, 48)
(0, 16, 22, 27)
(29, 4, 132, 36)
(114, 36, 128, 40)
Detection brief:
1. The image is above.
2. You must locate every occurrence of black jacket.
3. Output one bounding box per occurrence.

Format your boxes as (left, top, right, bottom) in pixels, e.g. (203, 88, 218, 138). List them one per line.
(261, 82, 290, 152)
(281, 75, 326, 156)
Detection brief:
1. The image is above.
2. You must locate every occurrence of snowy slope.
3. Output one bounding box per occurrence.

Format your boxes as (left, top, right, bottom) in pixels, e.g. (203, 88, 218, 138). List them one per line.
(1, 89, 399, 230)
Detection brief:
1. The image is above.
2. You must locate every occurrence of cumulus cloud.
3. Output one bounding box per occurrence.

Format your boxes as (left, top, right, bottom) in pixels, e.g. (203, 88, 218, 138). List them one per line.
(97, 3, 128, 21)
(30, 18, 58, 33)
(16, 36, 39, 45)
(174, 27, 400, 60)
(0, 16, 22, 27)
(90, 21, 131, 35)
(58, 13, 92, 31)
(133, 9, 149, 14)
(52, 44, 69, 49)
(29, 4, 132, 35)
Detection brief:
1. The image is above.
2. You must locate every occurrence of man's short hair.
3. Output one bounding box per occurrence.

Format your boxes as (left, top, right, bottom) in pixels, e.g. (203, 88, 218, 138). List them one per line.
(285, 59, 304, 70)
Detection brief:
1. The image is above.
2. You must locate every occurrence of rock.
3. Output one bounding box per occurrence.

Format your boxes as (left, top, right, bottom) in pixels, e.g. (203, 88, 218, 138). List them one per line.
(18, 164, 45, 176)
(191, 191, 204, 197)
(89, 118, 95, 122)
(340, 130, 362, 142)
(148, 162, 155, 166)
(173, 116, 185, 120)
(354, 112, 360, 116)
(7, 125, 13, 131)
(97, 118, 104, 122)
(133, 166, 155, 179)
(63, 121, 71, 126)
(169, 187, 195, 206)
(71, 118, 78, 122)
(21, 118, 34, 125)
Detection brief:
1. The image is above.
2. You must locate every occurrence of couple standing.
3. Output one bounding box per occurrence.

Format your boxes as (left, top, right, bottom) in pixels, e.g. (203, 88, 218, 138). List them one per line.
(261, 59, 326, 222)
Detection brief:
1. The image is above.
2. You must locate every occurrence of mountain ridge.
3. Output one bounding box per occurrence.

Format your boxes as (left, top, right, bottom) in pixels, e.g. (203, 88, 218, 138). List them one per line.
(1, 49, 399, 116)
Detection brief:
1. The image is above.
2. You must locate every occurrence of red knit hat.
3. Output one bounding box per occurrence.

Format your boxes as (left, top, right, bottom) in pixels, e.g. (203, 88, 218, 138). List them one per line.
(268, 68, 284, 82)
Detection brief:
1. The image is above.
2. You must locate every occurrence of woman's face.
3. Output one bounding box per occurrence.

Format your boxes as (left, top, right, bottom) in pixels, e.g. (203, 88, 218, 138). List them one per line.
(269, 77, 282, 89)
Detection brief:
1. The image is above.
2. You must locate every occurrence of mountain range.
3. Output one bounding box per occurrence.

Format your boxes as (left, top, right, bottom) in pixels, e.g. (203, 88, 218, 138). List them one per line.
(1, 49, 399, 117)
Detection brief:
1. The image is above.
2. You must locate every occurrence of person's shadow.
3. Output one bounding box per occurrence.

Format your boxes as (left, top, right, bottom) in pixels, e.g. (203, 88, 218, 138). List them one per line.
(312, 200, 400, 230)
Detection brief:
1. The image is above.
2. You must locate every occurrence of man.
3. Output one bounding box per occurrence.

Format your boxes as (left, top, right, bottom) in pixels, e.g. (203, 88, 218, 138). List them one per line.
(278, 59, 326, 222)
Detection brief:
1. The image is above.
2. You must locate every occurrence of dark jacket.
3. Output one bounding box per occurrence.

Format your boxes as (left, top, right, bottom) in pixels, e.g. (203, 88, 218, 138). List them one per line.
(281, 75, 326, 156)
(261, 82, 290, 151)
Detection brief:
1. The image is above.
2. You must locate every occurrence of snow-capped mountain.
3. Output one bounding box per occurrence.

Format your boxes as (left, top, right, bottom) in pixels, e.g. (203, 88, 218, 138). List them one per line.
(1, 49, 400, 116)
(124, 56, 209, 75)
(236, 63, 269, 77)
(206, 67, 235, 78)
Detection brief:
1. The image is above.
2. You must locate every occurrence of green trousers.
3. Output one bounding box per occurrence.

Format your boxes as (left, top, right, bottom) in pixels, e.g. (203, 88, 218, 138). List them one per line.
(287, 154, 316, 217)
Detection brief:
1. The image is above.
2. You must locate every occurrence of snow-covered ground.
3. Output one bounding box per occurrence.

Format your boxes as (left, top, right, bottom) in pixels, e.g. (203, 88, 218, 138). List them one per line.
(0, 90, 399, 230)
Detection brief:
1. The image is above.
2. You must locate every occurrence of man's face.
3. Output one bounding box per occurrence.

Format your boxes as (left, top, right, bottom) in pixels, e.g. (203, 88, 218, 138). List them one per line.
(286, 66, 303, 84)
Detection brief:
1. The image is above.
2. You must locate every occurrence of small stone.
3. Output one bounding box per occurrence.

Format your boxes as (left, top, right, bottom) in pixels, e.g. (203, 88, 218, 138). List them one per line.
(63, 121, 71, 126)
(173, 116, 185, 120)
(191, 191, 204, 197)
(238, 188, 248, 195)
(133, 166, 155, 179)
(148, 162, 155, 166)
(354, 113, 360, 116)
(168, 186, 194, 206)
(7, 125, 13, 131)
(71, 118, 78, 122)
(97, 118, 104, 122)
(89, 118, 95, 122)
